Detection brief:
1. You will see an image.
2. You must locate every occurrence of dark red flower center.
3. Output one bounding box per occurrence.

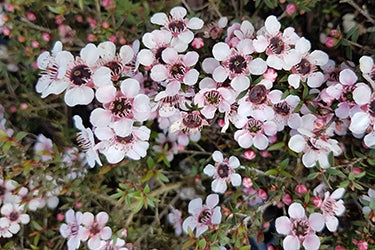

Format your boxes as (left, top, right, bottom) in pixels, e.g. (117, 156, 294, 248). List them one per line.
(249, 85, 267, 104)
(229, 55, 247, 74)
(70, 65, 92, 85)
(269, 37, 284, 54)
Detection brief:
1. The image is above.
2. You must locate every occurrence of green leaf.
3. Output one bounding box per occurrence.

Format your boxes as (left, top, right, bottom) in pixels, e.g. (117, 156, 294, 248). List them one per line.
(326, 168, 346, 178)
(279, 158, 289, 169)
(182, 238, 196, 249)
(339, 180, 350, 188)
(141, 170, 154, 183)
(280, 170, 292, 178)
(370, 198, 375, 210)
(47, 5, 66, 15)
(147, 157, 155, 169)
(236, 89, 248, 100)
(307, 172, 320, 180)
(198, 238, 206, 248)
(328, 151, 334, 166)
(267, 142, 285, 151)
(2, 141, 11, 154)
(31, 221, 43, 231)
(353, 182, 364, 190)
(144, 184, 150, 194)
(15, 131, 28, 142)
(33, 233, 40, 246)
(133, 200, 144, 213)
(265, 169, 278, 175)
(157, 172, 169, 183)
(240, 246, 251, 250)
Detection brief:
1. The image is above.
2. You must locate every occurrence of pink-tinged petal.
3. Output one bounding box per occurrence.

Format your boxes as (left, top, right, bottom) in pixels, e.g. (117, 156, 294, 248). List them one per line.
(307, 72, 324, 88)
(308, 212, 325, 232)
(203, 164, 215, 177)
(309, 50, 328, 66)
(212, 178, 227, 193)
(64, 87, 94, 107)
(236, 131, 253, 149)
(253, 36, 268, 53)
(150, 64, 168, 82)
(100, 226, 112, 240)
(302, 151, 320, 168)
(161, 48, 178, 65)
(59, 223, 70, 238)
(183, 69, 199, 86)
(81, 43, 99, 66)
(303, 234, 321, 250)
(183, 51, 199, 67)
(67, 237, 81, 250)
(120, 78, 140, 98)
(199, 77, 216, 89)
(95, 85, 116, 104)
(98, 41, 116, 61)
(212, 42, 230, 61)
(177, 30, 194, 44)
(288, 134, 306, 153)
(65, 209, 75, 224)
(283, 235, 300, 250)
(231, 75, 250, 92)
(90, 108, 111, 127)
(187, 17, 204, 30)
(349, 112, 370, 134)
(228, 156, 240, 168)
(188, 198, 202, 214)
(295, 37, 311, 54)
(80, 229, 90, 241)
(81, 212, 94, 226)
(96, 211, 109, 225)
(249, 58, 267, 75)
(213, 65, 229, 83)
(237, 39, 254, 55)
(19, 214, 30, 224)
(266, 55, 284, 70)
(253, 134, 269, 150)
(182, 216, 196, 234)
(330, 188, 345, 200)
(288, 74, 301, 89)
(230, 173, 242, 186)
(105, 145, 125, 164)
(171, 37, 188, 52)
(119, 45, 134, 64)
(275, 216, 292, 235)
(206, 194, 219, 208)
(263, 121, 277, 136)
(202, 58, 220, 74)
(326, 84, 343, 99)
(195, 224, 209, 238)
(359, 56, 373, 74)
(88, 236, 101, 250)
(265, 15, 280, 36)
(150, 12, 168, 26)
(364, 132, 375, 148)
(170, 6, 187, 19)
(325, 215, 339, 232)
(93, 66, 112, 87)
(283, 49, 302, 70)
(353, 83, 371, 105)
(137, 49, 154, 67)
(288, 203, 305, 219)
(339, 68, 357, 85)
(0, 203, 12, 216)
(288, 114, 302, 129)
(212, 151, 224, 162)
(211, 206, 222, 224)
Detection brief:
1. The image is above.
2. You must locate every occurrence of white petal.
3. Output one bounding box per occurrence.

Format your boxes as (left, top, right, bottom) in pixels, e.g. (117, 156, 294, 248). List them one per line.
(325, 216, 339, 232)
(302, 234, 321, 250)
(203, 164, 215, 177)
(187, 17, 204, 30)
(212, 42, 230, 61)
(275, 216, 292, 235)
(308, 212, 325, 232)
(183, 69, 199, 86)
(288, 134, 306, 153)
(213, 66, 229, 83)
(64, 87, 94, 107)
(288, 74, 301, 88)
(231, 75, 250, 92)
(137, 49, 154, 67)
(188, 198, 202, 214)
(295, 37, 311, 54)
(150, 12, 168, 26)
(283, 235, 300, 250)
(230, 173, 242, 186)
(309, 50, 328, 66)
(212, 151, 224, 162)
(307, 72, 324, 88)
(265, 15, 281, 36)
(359, 56, 374, 74)
(249, 58, 267, 75)
(330, 188, 345, 199)
(288, 202, 305, 219)
(80, 43, 99, 66)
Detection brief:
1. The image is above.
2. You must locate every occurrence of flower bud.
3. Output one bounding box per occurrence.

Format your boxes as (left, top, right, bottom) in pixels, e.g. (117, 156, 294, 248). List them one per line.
(286, 4, 297, 15)
(244, 149, 256, 160)
(57, 212, 64, 221)
(295, 184, 307, 194)
(282, 193, 292, 205)
(192, 37, 204, 49)
(313, 196, 322, 208)
(258, 189, 268, 200)
(242, 177, 253, 188)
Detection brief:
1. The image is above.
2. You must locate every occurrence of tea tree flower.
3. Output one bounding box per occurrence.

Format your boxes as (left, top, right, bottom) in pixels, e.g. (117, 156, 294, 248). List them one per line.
(318, 188, 346, 232)
(1, 203, 30, 235)
(59, 209, 84, 250)
(33, 134, 53, 162)
(275, 202, 325, 250)
(182, 194, 222, 237)
(203, 151, 242, 194)
(167, 206, 183, 236)
(81, 211, 112, 250)
(359, 55, 375, 89)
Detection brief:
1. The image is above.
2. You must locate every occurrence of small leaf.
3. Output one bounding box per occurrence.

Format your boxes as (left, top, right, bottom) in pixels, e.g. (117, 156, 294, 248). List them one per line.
(147, 157, 155, 169)
(267, 142, 285, 151)
(265, 169, 278, 175)
(157, 172, 169, 183)
(31, 221, 43, 231)
(198, 238, 206, 248)
(307, 172, 320, 180)
(15, 131, 28, 142)
(182, 238, 196, 249)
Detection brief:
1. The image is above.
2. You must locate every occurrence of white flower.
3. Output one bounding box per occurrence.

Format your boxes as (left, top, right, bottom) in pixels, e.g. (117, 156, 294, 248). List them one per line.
(319, 188, 346, 232)
(204, 151, 242, 194)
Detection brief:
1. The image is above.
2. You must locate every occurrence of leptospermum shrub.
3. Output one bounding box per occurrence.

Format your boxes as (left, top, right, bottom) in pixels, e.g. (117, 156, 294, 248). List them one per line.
(1, 1, 375, 249)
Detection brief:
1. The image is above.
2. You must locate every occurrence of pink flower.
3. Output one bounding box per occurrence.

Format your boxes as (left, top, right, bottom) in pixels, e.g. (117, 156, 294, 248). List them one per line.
(99, 238, 128, 250)
(34, 134, 53, 162)
(167, 206, 183, 236)
(203, 151, 242, 193)
(182, 194, 222, 237)
(276, 202, 325, 250)
(192, 37, 204, 49)
(59, 209, 84, 250)
(81, 211, 112, 250)
(169, 110, 209, 137)
(318, 188, 346, 232)
(150, 6, 203, 49)
(1, 203, 30, 235)
(152, 132, 179, 162)
(353, 239, 368, 250)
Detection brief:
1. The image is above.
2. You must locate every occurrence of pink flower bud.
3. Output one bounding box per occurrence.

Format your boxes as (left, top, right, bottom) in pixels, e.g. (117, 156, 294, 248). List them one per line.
(325, 37, 335, 48)
(313, 196, 322, 207)
(295, 184, 307, 194)
(108, 35, 116, 43)
(10, 105, 17, 113)
(57, 212, 65, 222)
(263, 68, 278, 82)
(286, 3, 297, 15)
(329, 29, 338, 37)
(335, 245, 346, 250)
(87, 34, 95, 42)
(267, 245, 275, 250)
(20, 103, 28, 110)
(6, 4, 15, 12)
(259, 151, 271, 158)
(242, 177, 253, 188)
(89, 19, 97, 27)
(102, 21, 110, 29)
(74, 202, 82, 208)
(244, 149, 256, 160)
(75, 15, 83, 23)
(353, 240, 368, 250)
(217, 118, 225, 127)
(282, 193, 292, 205)
(192, 37, 204, 49)
(258, 189, 268, 200)
(121, 228, 128, 238)
(102, 0, 115, 7)
(263, 222, 270, 229)
(31, 40, 40, 48)
(27, 12, 36, 21)
(3, 27, 11, 36)
(352, 167, 362, 174)
(42, 33, 51, 42)
(55, 16, 64, 25)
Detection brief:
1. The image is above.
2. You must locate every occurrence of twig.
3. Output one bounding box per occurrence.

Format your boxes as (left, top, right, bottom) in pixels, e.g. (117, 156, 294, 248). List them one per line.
(246, 166, 287, 182)
(340, 0, 375, 25)
(19, 17, 52, 33)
